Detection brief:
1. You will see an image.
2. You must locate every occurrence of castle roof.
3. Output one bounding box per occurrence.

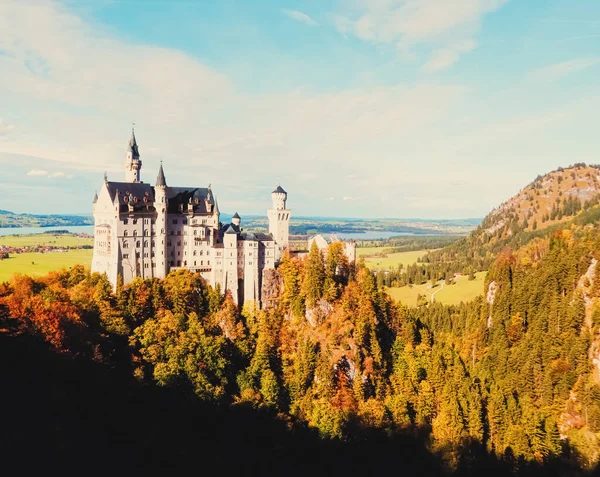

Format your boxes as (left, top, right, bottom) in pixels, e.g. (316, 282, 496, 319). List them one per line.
(273, 185, 287, 194)
(127, 129, 140, 159)
(156, 163, 166, 187)
(240, 232, 273, 241)
(105, 181, 155, 213)
(232, 212, 240, 219)
(167, 187, 214, 214)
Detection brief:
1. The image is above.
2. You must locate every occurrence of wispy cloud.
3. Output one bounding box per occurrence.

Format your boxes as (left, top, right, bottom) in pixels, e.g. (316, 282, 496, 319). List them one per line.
(27, 169, 49, 176)
(422, 40, 476, 72)
(0, 118, 15, 136)
(528, 57, 600, 82)
(334, 0, 507, 70)
(282, 9, 318, 27)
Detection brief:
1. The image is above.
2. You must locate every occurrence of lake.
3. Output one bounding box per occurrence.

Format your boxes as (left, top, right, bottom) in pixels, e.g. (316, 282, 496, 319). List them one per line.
(0, 226, 94, 236)
(335, 231, 437, 240)
(0, 227, 439, 240)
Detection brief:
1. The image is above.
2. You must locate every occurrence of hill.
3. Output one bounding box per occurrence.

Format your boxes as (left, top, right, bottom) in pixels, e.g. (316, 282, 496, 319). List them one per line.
(414, 164, 600, 278)
(0, 209, 93, 228)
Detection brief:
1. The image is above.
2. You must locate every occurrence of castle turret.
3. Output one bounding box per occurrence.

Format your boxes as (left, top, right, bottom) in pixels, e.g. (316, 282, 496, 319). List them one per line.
(125, 128, 142, 183)
(267, 185, 290, 261)
(154, 162, 168, 279)
(232, 212, 241, 227)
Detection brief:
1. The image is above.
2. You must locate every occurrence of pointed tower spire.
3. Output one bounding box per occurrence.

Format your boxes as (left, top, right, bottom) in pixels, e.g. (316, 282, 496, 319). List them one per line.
(128, 125, 140, 159)
(93, 191, 98, 204)
(214, 196, 220, 214)
(156, 160, 167, 187)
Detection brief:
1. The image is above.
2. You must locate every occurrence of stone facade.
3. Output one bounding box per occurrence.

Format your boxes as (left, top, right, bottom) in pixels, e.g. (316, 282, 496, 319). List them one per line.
(307, 234, 357, 263)
(91, 130, 290, 306)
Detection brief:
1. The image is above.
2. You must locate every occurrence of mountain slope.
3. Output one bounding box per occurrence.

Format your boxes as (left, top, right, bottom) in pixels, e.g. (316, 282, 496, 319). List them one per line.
(421, 164, 600, 275)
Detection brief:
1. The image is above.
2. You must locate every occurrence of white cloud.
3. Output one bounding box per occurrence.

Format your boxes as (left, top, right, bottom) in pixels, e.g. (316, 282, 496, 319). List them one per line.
(528, 57, 600, 82)
(0, 119, 15, 136)
(335, 0, 507, 70)
(422, 40, 476, 72)
(27, 169, 49, 176)
(282, 9, 318, 26)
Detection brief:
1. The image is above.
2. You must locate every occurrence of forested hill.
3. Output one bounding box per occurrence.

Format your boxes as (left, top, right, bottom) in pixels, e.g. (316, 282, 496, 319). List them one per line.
(0, 209, 93, 228)
(421, 164, 600, 276)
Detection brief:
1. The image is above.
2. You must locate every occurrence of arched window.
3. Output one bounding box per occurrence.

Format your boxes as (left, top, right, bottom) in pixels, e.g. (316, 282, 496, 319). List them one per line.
(124, 230, 128, 237)
(136, 241, 141, 248)
(133, 230, 138, 236)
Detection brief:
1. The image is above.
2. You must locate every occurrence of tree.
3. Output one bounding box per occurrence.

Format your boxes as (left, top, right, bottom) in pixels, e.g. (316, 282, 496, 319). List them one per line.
(302, 241, 325, 308)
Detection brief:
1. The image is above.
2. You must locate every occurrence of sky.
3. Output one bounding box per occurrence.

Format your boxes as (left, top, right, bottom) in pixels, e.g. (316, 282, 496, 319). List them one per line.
(0, 0, 599, 219)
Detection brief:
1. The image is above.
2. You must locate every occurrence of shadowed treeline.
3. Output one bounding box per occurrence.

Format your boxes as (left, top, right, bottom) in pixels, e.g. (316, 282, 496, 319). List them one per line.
(0, 330, 592, 476)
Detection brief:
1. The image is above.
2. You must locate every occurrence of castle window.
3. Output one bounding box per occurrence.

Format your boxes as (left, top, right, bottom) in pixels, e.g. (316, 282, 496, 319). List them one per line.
(177, 231, 181, 236)
(133, 219, 138, 225)
(194, 230, 197, 236)
(206, 250, 210, 256)
(178, 251, 180, 256)
(136, 252, 140, 258)
(184, 261, 187, 266)
(167, 240, 171, 246)
(177, 241, 181, 246)
(193, 251, 196, 256)
(170, 230, 174, 235)
(172, 219, 178, 224)
(124, 230, 128, 237)
(123, 254, 129, 259)
(144, 253, 148, 258)
(144, 241, 148, 247)
(123, 219, 129, 225)
(207, 260, 210, 265)
(123, 241, 128, 248)
(151, 219, 156, 224)
(133, 230, 138, 236)
(170, 261, 174, 266)
(151, 252, 155, 258)
(136, 241, 141, 248)
(249, 262, 252, 265)
(201, 261, 203, 265)
(199, 250, 203, 256)
(144, 229, 148, 236)
(184, 241, 187, 246)
(144, 219, 149, 225)
(152, 241, 155, 247)
(161, 228, 164, 234)
(177, 261, 181, 267)
(183, 219, 187, 225)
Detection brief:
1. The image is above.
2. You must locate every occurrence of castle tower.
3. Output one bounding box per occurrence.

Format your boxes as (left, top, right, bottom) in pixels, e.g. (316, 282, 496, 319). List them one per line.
(232, 212, 241, 227)
(267, 185, 290, 261)
(125, 128, 142, 183)
(154, 162, 168, 279)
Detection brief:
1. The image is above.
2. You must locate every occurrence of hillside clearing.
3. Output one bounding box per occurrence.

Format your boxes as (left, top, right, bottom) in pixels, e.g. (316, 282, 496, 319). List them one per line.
(386, 272, 487, 307)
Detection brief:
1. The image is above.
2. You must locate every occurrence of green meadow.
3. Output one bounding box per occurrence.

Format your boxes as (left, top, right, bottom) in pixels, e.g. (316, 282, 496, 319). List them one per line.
(0, 250, 93, 282)
(385, 272, 487, 307)
(362, 250, 429, 270)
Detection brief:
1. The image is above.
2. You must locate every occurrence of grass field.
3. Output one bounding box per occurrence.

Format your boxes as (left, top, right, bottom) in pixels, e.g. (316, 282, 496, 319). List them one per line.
(362, 250, 429, 270)
(0, 234, 93, 248)
(0, 250, 93, 282)
(386, 272, 487, 307)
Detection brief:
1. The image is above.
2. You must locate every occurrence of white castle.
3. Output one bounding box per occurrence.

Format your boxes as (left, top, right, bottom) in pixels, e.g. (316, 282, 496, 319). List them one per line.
(92, 130, 290, 306)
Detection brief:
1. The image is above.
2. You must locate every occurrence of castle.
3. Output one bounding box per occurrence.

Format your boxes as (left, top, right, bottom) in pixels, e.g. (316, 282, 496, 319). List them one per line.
(92, 130, 290, 306)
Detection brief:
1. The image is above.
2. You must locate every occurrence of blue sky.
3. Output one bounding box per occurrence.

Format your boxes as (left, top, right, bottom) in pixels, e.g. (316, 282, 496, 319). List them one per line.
(1, 0, 599, 219)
